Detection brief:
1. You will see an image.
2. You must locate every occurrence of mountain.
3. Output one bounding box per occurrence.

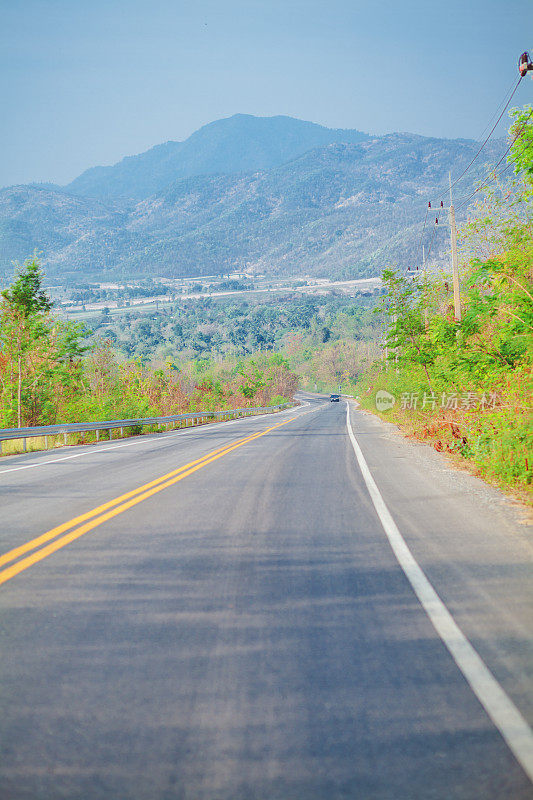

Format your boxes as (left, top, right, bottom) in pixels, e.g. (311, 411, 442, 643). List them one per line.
(0, 184, 131, 270)
(66, 114, 369, 201)
(0, 116, 506, 282)
(111, 133, 505, 278)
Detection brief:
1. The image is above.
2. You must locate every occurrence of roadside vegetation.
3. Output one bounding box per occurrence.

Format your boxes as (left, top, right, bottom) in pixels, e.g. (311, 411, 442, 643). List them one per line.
(0, 261, 298, 435)
(78, 288, 382, 396)
(356, 106, 533, 495)
(0, 259, 381, 442)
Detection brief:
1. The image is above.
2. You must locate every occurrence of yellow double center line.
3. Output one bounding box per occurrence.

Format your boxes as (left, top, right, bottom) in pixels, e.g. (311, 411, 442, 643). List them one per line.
(0, 416, 296, 587)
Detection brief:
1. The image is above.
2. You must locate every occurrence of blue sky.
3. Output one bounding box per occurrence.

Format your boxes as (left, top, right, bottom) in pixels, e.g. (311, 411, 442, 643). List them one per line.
(0, 0, 531, 187)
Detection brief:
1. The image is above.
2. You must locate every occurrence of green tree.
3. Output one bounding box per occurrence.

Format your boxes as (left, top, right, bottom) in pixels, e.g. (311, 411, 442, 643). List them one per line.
(1, 257, 52, 317)
(509, 104, 533, 190)
(0, 258, 86, 427)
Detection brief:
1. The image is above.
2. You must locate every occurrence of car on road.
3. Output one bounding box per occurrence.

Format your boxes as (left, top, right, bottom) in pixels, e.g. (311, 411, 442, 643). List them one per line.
(330, 394, 340, 402)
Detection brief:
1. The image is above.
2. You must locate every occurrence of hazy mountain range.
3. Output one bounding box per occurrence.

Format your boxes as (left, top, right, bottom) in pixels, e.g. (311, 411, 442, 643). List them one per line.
(0, 114, 505, 282)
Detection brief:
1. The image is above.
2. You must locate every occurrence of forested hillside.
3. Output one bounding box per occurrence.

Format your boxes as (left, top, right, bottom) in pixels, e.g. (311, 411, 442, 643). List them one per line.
(83, 289, 382, 388)
(0, 116, 504, 282)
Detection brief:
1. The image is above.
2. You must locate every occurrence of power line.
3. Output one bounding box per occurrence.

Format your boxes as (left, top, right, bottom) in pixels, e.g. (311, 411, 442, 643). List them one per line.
(415, 72, 526, 266)
(455, 108, 533, 210)
(416, 202, 430, 263)
(415, 107, 532, 277)
(436, 74, 524, 203)
(475, 73, 522, 143)
(409, 214, 441, 274)
(417, 114, 531, 275)
(424, 216, 440, 265)
(407, 55, 531, 275)
(420, 72, 524, 208)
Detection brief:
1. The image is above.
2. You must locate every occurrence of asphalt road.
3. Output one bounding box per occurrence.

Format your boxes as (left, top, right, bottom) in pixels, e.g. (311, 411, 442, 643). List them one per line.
(0, 395, 531, 799)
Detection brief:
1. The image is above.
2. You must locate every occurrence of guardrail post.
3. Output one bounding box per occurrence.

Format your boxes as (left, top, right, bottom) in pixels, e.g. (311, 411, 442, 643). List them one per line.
(44, 435, 48, 449)
(96, 429, 99, 442)
(63, 433, 67, 446)
(23, 438, 27, 453)
(120, 427, 124, 437)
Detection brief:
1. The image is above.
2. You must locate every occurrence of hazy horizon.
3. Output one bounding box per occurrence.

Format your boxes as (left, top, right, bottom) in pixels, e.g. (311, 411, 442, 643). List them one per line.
(5, 111, 508, 192)
(1, 0, 531, 188)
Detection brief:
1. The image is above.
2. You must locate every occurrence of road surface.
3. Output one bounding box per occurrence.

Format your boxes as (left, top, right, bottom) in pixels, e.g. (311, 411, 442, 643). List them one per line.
(0, 395, 531, 799)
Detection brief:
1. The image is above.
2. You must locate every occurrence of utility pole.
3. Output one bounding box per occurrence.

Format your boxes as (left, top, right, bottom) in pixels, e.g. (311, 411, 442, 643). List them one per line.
(422, 244, 429, 331)
(449, 173, 461, 322)
(392, 312, 399, 372)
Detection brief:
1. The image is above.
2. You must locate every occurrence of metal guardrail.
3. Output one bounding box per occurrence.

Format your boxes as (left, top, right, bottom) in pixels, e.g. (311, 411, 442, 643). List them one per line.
(0, 404, 290, 453)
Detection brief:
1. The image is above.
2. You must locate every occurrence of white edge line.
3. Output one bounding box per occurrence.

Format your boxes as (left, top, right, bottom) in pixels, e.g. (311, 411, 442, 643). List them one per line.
(345, 401, 533, 783)
(0, 399, 314, 476)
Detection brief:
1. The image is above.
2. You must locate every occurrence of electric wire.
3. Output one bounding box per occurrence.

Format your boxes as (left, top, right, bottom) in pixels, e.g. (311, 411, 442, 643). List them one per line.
(423, 216, 440, 265)
(417, 203, 430, 263)
(417, 72, 528, 267)
(421, 73, 524, 207)
(455, 108, 533, 210)
(420, 126, 527, 275)
(410, 213, 440, 275)
(432, 76, 522, 206)
(475, 73, 523, 144)
(437, 74, 523, 201)
(418, 109, 531, 276)
(455, 111, 532, 209)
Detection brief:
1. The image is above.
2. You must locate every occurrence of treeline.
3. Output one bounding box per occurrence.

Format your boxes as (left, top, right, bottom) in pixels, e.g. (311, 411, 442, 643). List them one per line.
(282, 308, 383, 392)
(0, 262, 298, 428)
(356, 105, 533, 492)
(86, 291, 381, 367)
(70, 281, 174, 304)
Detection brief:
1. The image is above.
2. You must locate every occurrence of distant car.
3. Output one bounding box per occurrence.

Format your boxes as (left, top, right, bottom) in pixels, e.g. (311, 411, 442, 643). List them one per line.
(330, 394, 340, 402)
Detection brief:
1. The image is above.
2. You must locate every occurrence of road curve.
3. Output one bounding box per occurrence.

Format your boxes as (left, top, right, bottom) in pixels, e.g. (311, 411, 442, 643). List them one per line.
(0, 395, 531, 799)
